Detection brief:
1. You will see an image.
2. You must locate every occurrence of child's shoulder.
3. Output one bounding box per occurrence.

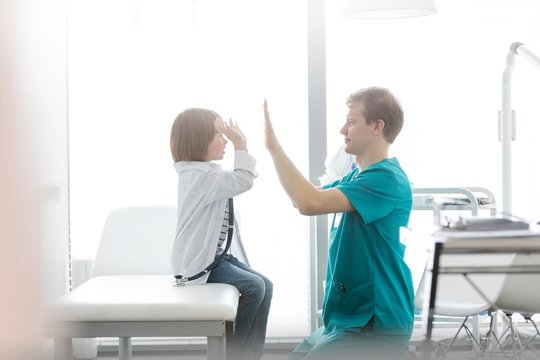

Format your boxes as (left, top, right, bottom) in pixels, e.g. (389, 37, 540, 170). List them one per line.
(175, 161, 223, 174)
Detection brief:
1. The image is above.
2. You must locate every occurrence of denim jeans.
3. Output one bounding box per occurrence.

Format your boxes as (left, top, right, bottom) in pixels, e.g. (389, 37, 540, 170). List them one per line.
(207, 254, 273, 360)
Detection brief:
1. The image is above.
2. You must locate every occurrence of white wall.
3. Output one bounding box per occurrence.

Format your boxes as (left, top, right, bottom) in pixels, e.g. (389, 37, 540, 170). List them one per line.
(325, 0, 540, 221)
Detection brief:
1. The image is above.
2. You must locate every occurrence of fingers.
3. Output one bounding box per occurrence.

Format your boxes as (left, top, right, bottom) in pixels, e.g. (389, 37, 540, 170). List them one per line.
(263, 99, 274, 134)
(263, 99, 279, 152)
(228, 117, 237, 128)
(264, 99, 270, 122)
(226, 118, 245, 139)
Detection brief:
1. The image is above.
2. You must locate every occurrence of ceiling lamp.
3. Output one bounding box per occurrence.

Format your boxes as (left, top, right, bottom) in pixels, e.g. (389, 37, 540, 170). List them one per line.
(342, 0, 438, 19)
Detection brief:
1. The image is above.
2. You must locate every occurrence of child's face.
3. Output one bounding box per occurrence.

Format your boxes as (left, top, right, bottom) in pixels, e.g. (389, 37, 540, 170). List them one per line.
(205, 117, 228, 161)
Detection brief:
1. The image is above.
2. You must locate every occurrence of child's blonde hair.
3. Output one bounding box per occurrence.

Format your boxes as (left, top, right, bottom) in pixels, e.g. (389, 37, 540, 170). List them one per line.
(170, 108, 220, 162)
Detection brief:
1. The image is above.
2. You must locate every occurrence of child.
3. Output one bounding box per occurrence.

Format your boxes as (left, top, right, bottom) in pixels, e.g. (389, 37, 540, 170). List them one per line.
(170, 108, 273, 360)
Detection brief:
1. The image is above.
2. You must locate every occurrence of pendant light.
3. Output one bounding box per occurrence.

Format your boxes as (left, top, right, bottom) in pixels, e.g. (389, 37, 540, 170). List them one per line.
(342, 0, 438, 19)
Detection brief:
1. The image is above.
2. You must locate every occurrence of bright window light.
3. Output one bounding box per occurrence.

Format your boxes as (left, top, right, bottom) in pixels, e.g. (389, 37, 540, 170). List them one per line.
(68, 0, 310, 340)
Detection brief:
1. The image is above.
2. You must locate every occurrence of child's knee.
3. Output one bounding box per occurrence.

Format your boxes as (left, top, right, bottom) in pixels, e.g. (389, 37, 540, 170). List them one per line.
(264, 277, 274, 297)
(240, 276, 266, 301)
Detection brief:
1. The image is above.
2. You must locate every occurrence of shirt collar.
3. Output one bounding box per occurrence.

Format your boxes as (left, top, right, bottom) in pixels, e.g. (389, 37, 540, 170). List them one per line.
(174, 161, 221, 173)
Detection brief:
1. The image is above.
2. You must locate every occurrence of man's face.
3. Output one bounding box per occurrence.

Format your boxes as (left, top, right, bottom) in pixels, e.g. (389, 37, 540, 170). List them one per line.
(340, 102, 373, 156)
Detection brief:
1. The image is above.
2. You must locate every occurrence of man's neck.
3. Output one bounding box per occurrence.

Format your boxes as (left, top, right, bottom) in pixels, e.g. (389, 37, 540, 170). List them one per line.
(356, 146, 389, 170)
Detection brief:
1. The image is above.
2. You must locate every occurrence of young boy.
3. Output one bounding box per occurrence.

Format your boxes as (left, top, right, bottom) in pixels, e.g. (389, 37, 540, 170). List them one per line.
(170, 108, 272, 360)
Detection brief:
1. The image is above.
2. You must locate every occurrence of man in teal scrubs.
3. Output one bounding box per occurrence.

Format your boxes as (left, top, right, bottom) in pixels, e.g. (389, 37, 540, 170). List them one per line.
(264, 87, 414, 359)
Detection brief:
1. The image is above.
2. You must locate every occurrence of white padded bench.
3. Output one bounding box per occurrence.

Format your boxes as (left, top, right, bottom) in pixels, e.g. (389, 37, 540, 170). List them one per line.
(42, 206, 240, 360)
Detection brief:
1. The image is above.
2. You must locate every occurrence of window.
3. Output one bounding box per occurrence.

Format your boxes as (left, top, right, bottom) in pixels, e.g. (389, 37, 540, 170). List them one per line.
(68, 0, 310, 341)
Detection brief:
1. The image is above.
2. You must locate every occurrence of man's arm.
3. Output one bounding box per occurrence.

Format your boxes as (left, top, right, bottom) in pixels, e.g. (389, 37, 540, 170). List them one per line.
(264, 100, 354, 215)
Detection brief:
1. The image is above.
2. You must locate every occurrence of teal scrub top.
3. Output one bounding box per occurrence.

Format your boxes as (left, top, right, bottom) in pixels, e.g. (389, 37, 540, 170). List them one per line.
(322, 157, 414, 336)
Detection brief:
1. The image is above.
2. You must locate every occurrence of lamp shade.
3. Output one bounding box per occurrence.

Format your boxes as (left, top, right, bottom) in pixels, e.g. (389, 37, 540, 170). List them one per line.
(342, 0, 438, 19)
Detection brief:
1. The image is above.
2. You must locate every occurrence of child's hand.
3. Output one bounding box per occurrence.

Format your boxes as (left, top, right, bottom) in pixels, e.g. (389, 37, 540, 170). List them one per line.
(223, 118, 247, 151)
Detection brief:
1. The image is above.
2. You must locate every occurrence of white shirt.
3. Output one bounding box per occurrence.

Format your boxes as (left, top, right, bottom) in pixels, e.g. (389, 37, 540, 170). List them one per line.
(170, 150, 257, 284)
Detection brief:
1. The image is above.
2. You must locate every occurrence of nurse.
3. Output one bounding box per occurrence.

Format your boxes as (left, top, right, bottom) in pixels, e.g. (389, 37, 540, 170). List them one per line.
(264, 87, 414, 360)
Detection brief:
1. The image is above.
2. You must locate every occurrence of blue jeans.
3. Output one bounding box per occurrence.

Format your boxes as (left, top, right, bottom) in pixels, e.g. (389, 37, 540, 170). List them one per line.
(207, 254, 273, 360)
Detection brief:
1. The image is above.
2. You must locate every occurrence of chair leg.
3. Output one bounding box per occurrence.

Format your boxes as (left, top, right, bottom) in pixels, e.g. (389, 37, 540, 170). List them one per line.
(207, 336, 226, 360)
(515, 315, 540, 355)
(439, 316, 483, 360)
(508, 314, 521, 357)
(53, 338, 73, 360)
(481, 311, 507, 357)
(118, 337, 132, 360)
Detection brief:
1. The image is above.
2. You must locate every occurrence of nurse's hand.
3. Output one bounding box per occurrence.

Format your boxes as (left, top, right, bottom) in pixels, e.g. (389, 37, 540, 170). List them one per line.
(264, 99, 281, 154)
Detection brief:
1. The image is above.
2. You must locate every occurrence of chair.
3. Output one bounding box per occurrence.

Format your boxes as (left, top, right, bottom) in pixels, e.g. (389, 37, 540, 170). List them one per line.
(43, 206, 240, 360)
(414, 253, 512, 359)
(493, 253, 540, 357)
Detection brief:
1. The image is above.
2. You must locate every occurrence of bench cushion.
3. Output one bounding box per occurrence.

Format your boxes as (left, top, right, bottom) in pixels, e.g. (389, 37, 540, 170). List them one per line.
(45, 275, 239, 322)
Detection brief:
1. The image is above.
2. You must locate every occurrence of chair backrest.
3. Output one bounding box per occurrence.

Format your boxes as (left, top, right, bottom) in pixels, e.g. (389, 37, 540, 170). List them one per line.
(401, 227, 431, 297)
(414, 253, 513, 316)
(92, 206, 177, 277)
(495, 253, 540, 315)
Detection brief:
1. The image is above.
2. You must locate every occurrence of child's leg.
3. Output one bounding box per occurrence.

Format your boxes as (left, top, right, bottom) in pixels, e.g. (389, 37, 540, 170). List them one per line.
(223, 255, 273, 355)
(207, 254, 272, 360)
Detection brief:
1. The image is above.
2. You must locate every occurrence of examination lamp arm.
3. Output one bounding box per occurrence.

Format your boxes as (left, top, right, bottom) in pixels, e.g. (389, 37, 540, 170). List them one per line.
(512, 42, 540, 70)
(501, 42, 540, 214)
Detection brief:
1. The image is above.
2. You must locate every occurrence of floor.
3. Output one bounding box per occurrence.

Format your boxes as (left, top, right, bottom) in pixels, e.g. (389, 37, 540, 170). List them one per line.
(79, 320, 540, 360)
(94, 338, 540, 360)
(96, 349, 290, 360)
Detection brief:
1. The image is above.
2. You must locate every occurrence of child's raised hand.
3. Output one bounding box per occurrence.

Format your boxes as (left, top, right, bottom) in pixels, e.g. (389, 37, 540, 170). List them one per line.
(223, 118, 247, 151)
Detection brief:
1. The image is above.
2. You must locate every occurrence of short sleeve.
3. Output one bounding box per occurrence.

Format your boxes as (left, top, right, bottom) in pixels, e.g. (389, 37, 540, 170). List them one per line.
(336, 167, 398, 224)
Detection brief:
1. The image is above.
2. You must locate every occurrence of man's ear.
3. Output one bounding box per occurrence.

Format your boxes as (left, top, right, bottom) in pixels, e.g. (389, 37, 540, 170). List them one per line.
(373, 119, 385, 135)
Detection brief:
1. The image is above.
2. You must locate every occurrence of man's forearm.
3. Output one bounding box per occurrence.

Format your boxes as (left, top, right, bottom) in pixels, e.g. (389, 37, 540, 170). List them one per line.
(269, 146, 319, 214)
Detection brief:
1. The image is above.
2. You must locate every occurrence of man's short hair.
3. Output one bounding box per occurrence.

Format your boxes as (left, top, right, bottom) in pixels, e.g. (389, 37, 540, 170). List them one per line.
(346, 87, 404, 144)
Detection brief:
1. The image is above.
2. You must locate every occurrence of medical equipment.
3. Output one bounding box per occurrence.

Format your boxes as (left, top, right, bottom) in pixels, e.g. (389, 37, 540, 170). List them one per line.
(501, 42, 540, 214)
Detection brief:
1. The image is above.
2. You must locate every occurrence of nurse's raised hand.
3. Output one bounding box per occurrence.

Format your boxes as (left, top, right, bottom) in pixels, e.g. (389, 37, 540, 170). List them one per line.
(263, 99, 281, 154)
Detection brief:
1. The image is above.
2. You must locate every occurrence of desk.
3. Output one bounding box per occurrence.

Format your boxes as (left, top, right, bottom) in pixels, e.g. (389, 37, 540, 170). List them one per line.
(422, 229, 540, 357)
